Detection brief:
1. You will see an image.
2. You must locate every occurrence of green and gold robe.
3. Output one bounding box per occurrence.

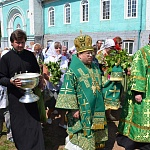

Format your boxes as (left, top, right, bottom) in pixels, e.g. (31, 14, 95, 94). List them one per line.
(56, 55, 108, 150)
(118, 45, 150, 143)
(102, 78, 121, 110)
(96, 50, 122, 110)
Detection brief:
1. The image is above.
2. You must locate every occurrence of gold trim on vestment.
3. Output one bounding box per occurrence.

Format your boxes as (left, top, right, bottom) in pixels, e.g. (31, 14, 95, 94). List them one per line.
(91, 123, 105, 130)
(78, 68, 90, 88)
(94, 112, 105, 116)
(109, 78, 123, 81)
(120, 119, 150, 130)
(132, 76, 146, 80)
(131, 88, 145, 93)
(56, 94, 78, 109)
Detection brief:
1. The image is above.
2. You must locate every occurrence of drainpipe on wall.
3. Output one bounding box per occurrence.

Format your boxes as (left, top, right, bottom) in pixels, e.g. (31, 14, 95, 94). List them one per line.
(148, 34, 150, 45)
(137, 0, 143, 50)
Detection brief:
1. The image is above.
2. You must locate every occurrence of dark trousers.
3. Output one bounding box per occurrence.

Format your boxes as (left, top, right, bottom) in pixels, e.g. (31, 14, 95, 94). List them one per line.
(116, 134, 150, 150)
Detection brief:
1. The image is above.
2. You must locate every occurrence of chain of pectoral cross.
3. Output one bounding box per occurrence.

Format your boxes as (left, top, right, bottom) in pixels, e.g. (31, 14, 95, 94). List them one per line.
(88, 67, 100, 95)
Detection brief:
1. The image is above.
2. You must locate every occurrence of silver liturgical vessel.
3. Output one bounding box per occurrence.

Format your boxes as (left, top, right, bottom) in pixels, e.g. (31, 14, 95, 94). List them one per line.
(14, 73, 40, 103)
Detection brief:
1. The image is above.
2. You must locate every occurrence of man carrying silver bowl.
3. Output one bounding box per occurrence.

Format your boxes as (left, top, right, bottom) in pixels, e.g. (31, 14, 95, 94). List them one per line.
(0, 29, 45, 150)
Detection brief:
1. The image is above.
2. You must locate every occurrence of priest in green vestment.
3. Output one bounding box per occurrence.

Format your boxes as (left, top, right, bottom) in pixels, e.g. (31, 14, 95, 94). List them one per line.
(117, 44, 150, 149)
(56, 34, 108, 150)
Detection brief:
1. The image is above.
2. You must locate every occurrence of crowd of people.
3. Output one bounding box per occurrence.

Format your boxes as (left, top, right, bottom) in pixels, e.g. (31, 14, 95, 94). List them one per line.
(0, 29, 150, 150)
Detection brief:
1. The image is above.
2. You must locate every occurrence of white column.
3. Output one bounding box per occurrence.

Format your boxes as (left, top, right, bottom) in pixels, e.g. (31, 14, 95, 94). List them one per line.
(29, 0, 34, 35)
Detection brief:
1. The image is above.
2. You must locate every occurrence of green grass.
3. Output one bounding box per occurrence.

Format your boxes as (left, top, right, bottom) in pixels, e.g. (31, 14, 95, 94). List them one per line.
(0, 125, 16, 150)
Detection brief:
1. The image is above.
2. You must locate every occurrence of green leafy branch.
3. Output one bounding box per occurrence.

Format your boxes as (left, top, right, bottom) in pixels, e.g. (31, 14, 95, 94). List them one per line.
(104, 49, 133, 74)
(45, 61, 63, 85)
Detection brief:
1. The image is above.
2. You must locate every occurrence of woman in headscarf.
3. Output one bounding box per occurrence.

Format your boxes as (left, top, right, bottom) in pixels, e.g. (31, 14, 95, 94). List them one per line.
(43, 42, 68, 129)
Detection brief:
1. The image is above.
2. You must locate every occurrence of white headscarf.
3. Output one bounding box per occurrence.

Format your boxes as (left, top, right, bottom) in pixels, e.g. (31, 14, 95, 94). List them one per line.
(44, 42, 62, 63)
(31, 43, 41, 53)
(46, 42, 57, 56)
(103, 39, 115, 49)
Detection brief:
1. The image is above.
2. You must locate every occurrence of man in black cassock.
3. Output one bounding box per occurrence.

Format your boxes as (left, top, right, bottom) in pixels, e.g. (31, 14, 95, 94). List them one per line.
(0, 29, 45, 150)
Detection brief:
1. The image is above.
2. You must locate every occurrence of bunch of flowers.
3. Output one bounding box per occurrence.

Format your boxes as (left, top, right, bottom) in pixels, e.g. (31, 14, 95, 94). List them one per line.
(44, 60, 63, 85)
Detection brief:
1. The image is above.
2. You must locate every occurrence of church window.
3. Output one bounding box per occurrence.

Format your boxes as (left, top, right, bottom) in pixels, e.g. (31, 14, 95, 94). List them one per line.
(101, 0, 110, 20)
(125, 0, 137, 18)
(49, 7, 55, 26)
(64, 3, 71, 24)
(81, 0, 89, 22)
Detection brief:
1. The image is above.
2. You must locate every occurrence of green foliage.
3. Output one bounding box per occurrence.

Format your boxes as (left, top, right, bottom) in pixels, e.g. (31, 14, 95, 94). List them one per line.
(45, 60, 62, 85)
(104, 49, 133, 73)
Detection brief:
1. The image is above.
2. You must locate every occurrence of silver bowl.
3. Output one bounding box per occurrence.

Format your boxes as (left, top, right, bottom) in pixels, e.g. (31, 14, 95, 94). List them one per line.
(14, 73, 40, 103)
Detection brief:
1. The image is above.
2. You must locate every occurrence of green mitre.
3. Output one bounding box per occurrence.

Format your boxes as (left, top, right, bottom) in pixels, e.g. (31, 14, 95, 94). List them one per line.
(110, 65, 123, 81)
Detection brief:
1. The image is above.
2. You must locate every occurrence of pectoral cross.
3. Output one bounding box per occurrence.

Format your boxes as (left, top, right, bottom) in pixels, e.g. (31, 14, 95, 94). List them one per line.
(92, 83, 97, 95)
(88, 68, 101, 94)
(96, 83, 101, 92)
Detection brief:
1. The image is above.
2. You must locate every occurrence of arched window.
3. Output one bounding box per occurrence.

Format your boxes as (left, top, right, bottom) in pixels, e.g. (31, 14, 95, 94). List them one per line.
(64, 3, 71, 24)
(81, 0, 89, 22)
(48, 7, 55, 26)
